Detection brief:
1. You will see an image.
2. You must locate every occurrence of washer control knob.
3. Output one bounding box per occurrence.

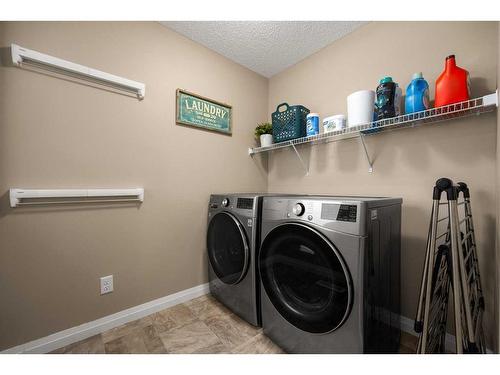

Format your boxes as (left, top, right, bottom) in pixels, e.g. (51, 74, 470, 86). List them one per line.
(292, 203, 305, 216)
(221, 198, 230, 207)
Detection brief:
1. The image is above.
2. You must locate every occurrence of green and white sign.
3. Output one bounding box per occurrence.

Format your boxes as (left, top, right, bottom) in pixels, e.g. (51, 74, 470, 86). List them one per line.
(176, 89, 232, 135)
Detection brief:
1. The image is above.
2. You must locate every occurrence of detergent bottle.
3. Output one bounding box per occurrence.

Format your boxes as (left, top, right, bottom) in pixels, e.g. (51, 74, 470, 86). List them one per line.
(405, 72, 430, 114)
(376, 76, 402, 120)
(434, 55, 470, 107)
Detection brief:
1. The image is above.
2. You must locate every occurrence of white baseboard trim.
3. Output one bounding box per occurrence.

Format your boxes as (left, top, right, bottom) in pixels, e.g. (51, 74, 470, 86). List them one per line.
(399, 314, 455, 352)
(1, 283, 209, 354)
(2, 285, 494, 354)
(399, 315, 494, 354)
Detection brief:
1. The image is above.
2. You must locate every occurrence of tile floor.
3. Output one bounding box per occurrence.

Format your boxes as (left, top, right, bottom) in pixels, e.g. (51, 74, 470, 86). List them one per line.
(51, 294, 417, 354)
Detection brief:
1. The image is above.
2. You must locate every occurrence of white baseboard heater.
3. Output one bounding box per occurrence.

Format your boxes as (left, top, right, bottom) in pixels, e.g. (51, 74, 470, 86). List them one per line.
(10, 43, 146, 100)
(9, 188, 144, 208)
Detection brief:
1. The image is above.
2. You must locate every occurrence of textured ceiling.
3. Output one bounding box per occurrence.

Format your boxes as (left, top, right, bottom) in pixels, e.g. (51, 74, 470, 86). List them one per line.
(160, 21, 366, 77)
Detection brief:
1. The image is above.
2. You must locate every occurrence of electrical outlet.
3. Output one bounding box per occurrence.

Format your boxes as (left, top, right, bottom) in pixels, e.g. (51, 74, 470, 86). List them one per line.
(100, 275, 113, 295)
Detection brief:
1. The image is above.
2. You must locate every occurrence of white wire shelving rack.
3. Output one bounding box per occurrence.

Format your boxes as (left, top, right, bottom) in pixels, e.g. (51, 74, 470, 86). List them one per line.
(248, 91, 498, 174)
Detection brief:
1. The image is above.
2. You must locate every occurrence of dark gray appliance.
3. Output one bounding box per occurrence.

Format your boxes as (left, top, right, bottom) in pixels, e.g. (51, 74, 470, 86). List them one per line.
(207, 194, 265, 326)
(258, 195, 402, 353)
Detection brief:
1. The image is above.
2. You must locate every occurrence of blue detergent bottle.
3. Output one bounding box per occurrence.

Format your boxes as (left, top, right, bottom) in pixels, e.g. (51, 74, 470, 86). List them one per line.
(405, 72, 430, 114)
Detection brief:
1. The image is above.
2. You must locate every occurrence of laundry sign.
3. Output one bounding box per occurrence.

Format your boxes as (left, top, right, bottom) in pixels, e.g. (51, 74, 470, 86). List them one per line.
(176, 89, 232, 135)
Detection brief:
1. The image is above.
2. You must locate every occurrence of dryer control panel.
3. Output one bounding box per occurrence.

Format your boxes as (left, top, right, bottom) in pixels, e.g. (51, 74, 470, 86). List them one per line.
(263, 197, 367, 236)
(321, 203, 358, 222)
(208, 194, 259, 220)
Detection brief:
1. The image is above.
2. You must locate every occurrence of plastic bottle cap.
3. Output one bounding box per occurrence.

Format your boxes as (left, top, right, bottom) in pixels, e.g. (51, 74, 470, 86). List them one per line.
(380, 76, 393, 84)
(412, 72, 423, 80)
(307, 113, 319, 118)
(446, 54, 455, 60)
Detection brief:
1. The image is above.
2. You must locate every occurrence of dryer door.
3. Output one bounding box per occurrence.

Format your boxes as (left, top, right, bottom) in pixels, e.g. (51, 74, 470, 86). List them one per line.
(207, 212, 250, 285)
(260, 223, 353, 334)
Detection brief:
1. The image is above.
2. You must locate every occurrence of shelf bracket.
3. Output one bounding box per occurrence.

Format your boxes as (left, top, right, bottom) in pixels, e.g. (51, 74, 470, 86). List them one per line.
(291, 143, 309, 176)
(359, 133, 374, 173)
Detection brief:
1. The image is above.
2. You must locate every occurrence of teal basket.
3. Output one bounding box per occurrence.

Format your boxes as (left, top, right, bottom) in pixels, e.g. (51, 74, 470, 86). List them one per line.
(271, 103, 310, 143)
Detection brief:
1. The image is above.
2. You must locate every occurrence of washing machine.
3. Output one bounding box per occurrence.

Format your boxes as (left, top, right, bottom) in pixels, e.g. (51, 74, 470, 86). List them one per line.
(259, 195, 402, 353)
(207, 194, 266, 326)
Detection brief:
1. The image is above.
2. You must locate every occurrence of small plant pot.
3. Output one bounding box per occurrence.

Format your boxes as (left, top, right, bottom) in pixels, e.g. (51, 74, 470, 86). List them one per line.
(260, 134, 273, 147)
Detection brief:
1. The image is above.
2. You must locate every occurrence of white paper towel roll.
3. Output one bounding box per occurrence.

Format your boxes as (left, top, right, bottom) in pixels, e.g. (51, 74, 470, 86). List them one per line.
(347, 90, 375, 127)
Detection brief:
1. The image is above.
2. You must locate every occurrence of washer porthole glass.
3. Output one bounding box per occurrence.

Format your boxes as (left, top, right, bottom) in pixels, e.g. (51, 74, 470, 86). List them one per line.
(260, 223, 353, 333)
(207, 212, 249, 285)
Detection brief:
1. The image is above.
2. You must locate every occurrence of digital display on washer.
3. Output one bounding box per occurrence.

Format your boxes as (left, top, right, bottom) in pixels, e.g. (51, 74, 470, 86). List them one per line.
(237, 198, 254, 209)
(336, 204, 357, 222)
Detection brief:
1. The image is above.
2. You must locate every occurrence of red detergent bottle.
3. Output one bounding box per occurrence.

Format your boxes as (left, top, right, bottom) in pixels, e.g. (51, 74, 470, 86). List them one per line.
(434, 55, 471, 107)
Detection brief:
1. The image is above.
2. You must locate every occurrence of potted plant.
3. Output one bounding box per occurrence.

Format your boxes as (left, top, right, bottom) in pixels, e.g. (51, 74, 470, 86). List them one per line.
(255, 122, 273, 147)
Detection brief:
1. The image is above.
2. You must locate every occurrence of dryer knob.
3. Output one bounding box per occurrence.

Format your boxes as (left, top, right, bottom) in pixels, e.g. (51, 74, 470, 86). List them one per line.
(292, 203, 305, 216)
(221, 198, 230, 207)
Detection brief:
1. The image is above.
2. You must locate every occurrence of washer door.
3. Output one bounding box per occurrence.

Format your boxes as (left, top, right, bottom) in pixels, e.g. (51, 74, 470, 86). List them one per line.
(260, 223, 353, 333)
(207, 212, 250, 285)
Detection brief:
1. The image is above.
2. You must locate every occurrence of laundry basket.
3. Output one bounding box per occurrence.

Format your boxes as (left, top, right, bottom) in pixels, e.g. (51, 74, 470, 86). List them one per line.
(271, 103, 310, 143)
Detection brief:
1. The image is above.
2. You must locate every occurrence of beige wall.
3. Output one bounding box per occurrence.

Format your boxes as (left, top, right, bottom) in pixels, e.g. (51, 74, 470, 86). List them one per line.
(0, 22, 268, 350)
(268, 22, 498, 349)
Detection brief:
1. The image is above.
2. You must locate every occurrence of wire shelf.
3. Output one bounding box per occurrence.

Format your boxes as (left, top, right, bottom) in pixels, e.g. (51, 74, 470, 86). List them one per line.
(249, 92, 498, 156)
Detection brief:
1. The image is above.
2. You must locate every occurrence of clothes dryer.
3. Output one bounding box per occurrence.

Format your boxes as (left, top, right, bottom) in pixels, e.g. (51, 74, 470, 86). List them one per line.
(259, 195, 402, 353)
